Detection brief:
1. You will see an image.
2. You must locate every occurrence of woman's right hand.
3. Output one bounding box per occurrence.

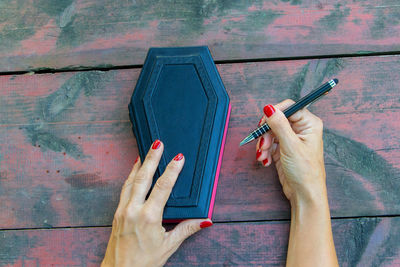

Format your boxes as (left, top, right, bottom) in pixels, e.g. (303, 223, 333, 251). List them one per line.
(256, 99, 338, 267)
(256, 99, 327, 206)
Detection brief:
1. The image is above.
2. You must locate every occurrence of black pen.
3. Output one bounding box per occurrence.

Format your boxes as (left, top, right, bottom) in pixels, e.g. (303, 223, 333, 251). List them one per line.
(239, 79, 338, 146)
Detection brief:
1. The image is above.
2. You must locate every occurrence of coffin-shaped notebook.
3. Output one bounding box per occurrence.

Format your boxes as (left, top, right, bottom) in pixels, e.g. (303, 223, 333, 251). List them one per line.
(128, 46, 231, 221)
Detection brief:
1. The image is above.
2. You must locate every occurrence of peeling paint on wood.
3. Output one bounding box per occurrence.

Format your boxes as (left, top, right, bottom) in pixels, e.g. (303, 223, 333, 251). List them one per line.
(0, 218, 400, 266)
(1, 0, 399, 265)
(0, 56, 399, 229)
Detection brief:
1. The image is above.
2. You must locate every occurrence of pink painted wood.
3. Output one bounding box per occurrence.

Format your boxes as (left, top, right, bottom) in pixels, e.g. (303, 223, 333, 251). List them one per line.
(0, 0, 399, 72)
(0, 217, 399, 266)
(0, 56, 399, 228)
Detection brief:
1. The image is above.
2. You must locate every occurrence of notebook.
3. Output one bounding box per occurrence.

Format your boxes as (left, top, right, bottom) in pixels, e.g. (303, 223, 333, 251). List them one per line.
(128, 46, 230, 221)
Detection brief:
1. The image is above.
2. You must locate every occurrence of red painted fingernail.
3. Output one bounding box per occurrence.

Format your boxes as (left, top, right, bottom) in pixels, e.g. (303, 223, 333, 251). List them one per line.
(173, 153, 183, 161)
(152, 140, 161, 149)
(134, 156, 139, 163)
(256, 149, 262, 160)
(258, 118, 263, 126)
(200, 221, 213, 229)
(262, 158, 269, 166)
(263, 105, 275, 118)
(259, 137, 264, 148)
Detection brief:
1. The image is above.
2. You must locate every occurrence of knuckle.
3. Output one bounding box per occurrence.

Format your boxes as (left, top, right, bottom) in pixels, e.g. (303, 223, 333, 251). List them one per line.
(314, 117, 324, 130)
(125, 209, 137, 222)
(113, 210, 122, 223)
(284, 98, 295, 105)
(123, 177, 134, 188)
(167, 161, 181, 172)
(184, 223, 197, 235)
(145, 150, 159, 163)
(268, 112, 284, 126)
(141, 208, 158, 224)
(113, 208, 137, 224)
(155, 176, 173, 191)
(132, 171, 147, 185)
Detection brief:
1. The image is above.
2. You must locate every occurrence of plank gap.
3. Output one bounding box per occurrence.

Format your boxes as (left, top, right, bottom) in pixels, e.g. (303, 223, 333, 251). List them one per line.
(2, 214, 400, 232)
(0, 51, 400, 77)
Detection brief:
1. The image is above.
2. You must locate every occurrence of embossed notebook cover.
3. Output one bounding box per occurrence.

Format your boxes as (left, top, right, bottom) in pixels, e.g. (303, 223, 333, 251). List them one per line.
(129, 46, 230, 221)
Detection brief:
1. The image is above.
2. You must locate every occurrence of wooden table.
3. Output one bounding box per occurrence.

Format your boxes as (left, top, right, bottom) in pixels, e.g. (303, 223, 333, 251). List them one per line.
(1, 1, 400, 266)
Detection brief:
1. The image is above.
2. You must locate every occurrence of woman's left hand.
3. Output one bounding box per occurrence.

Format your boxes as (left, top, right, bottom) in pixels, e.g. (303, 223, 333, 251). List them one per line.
(102, 140, 213, 267)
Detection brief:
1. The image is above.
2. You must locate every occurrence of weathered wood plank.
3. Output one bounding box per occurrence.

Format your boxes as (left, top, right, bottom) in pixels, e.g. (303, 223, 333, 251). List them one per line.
(1, 217, 400, 266)
(1, 0, 400, 72)
(0, 56, 399, 228)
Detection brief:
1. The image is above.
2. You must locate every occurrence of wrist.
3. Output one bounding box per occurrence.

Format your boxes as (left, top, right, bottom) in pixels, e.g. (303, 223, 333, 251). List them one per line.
(289, 183, 329, 212)
(290, 195, 331, 232)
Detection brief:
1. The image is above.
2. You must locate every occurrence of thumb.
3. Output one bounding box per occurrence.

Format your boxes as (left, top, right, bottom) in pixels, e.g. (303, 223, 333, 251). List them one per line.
(168, 219, 213, 247)
(263, 104, 299, 148)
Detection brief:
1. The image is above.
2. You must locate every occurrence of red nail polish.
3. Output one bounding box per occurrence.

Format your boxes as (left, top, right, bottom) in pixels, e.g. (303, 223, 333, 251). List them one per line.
(263, 105, 275, 118)
(258, 118, 263, 126)
(173, 153, 183, 161)
(134, 156, 139, 163)
(256, 149, 262, 160)
(152, 140, 161, 149)
(200, 221, 213, 229)
(262, 158, 269, 166)
(259, 137, 264, 148)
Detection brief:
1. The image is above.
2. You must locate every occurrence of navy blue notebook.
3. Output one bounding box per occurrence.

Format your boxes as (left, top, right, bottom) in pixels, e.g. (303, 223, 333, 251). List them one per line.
(128, 46, 230, 221)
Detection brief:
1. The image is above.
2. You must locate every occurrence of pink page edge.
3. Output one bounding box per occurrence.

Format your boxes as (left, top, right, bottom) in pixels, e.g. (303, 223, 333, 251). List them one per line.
(208, 103, 231, 219)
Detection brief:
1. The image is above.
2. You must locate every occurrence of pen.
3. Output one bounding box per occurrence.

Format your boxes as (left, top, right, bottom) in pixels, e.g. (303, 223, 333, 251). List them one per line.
(239, 78, 338, 146)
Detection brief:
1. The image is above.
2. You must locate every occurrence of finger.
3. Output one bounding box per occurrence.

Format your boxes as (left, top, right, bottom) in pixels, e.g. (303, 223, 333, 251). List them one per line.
(167, 219, 213, 248)
(275, 99, 320, 130)
(119, 156, 141, 208)
(257, 104, 285, 152)
(271, 143, 280, 163)
(258, 115, 273, 150)
(256, 137, 261, 150)
(270, 142, 278, 155)
(258, 115, 266, 127)
(263, 104, 299, 149)
(275, 99, 309, 124)
(265, 140, 278, 167)
(259, 132, 273, 151)
(287, 106, 314, 124)
(129, 140, 163, 205)
(261, 152, 272, 167)
(256, 147, 269, 162)
(274, 99, 295, 111)
(256, 118, 273, 153)
(146, 153, 185, 213)
(256, 115, 268, 150)
(290, 109, 324, 137)
(124, 156, 141, 188)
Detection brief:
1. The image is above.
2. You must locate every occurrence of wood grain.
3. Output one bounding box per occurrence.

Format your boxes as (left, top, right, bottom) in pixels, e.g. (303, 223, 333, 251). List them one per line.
(1, 217, 400, 266)
(0, 0, 400, 72)
(0, 56, 399, 228)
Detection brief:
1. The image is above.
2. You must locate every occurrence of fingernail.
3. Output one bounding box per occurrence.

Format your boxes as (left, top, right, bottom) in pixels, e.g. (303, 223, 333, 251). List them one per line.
(256, 149, 262, 160)
(200, 221, 213, 229)
(134, 156, 139, 163)
(263, 105, 275, 118)
(173, 153, 183, 161)
(258, 117, 263, 126)
(152, 140, 161, 149)
(259, 137, 264, 148)
(262, 158, 269, 166)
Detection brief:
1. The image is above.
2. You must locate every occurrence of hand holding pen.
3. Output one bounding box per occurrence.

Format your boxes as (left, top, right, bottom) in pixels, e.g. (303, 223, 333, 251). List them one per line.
(252, 80, 339, 266)
(240, 79, 338, 146)
(257, 98, 339, 266)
